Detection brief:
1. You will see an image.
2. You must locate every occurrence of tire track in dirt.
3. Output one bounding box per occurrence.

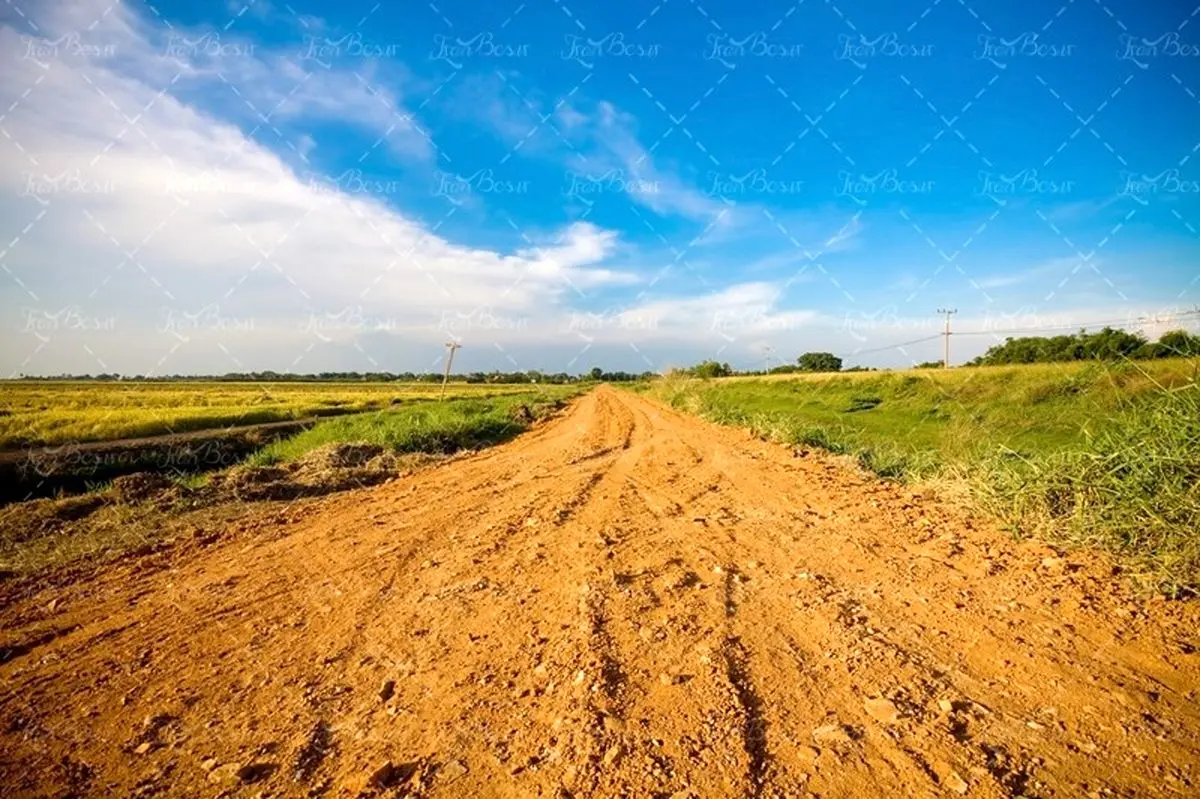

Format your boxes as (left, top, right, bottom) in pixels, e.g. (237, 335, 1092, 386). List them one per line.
(1, 387, 1199, 798)
(612, 399, 1048, 796)
(719, 566, 770, 798)
(570, 401, 791, 797)
(618, 401, 785, 797)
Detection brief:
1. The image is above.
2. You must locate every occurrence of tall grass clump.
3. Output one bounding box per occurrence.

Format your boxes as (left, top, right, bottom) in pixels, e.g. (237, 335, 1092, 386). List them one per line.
(978, 384, 1200, 595)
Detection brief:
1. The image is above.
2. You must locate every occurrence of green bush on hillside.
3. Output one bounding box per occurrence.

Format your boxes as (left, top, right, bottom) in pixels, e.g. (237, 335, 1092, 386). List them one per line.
(971, 327, 1200, 366)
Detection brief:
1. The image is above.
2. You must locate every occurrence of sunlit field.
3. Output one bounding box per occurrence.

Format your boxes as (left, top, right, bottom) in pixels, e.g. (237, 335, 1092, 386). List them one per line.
(0, 381, 554, 449)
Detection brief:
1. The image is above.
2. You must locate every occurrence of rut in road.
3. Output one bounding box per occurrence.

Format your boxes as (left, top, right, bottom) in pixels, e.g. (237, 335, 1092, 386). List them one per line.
(1, 387, 1198, 798)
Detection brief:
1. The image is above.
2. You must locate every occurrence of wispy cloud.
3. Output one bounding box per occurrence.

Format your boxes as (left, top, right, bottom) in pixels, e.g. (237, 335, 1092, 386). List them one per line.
(823, 216, 862, 252)
(1042, 196, 1124, 223)
(572, 101, 735, 225)
(458, 79, 736, 227)
(977, 256, 1090, 290)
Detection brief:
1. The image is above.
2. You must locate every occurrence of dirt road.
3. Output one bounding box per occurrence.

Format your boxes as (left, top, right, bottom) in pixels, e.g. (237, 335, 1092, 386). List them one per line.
(2, 387, 1198, 798)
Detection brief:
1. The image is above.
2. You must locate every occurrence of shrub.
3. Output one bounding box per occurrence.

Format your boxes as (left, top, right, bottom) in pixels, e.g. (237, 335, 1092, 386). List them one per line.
(798, 352, 843, 372)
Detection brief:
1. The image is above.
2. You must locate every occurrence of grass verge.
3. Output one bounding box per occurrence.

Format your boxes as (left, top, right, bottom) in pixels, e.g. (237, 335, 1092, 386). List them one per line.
(246, 393, 567, 465)
(643, 359, 1200, 595)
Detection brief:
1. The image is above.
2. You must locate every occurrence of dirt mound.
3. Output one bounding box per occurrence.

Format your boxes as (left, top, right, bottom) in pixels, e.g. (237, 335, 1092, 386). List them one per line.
(301, 443, 386, 470)
(0, 494, 107, 547)
(289, 444, 400, 493)
(209, 465, 306, 501)
(3, 388, 1199, 798)
(107, 473, 174, 504)
(211, 444, 408, 501)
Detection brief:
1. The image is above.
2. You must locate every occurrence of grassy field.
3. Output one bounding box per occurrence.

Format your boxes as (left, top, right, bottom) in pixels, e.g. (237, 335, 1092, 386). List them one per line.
(645, 358, 1200, 594)
(248, 390, 576, 466)
(0, 381, 554, 449)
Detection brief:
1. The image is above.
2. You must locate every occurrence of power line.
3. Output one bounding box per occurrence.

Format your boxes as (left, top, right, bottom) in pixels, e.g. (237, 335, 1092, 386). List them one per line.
(828, 309, 1200, 363)
(840, 334, 943, 357)
(439, 341, 461, 400)
(958, 311, 1200, 337)
(937, 308, 958, 368)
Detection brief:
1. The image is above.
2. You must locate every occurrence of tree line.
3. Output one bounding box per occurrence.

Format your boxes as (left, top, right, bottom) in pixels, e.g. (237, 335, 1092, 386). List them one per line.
(678, 352, 867, 378)
(13, 329, 1197, 383)
(676, 327, 1200, 378)
(11, 369, 657, 384)
(968, 327, 1200, 366)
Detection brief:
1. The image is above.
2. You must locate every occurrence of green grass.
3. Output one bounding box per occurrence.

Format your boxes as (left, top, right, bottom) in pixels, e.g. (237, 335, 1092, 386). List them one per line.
(247, 392, 573, 466)
(975, 384, 1199, 595)
(0, 381, 551, 449)
(645, 358, 1200, 594)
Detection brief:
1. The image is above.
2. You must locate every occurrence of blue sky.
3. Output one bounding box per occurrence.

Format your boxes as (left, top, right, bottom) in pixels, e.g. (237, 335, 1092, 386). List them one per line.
(1, 0, 1197, 375)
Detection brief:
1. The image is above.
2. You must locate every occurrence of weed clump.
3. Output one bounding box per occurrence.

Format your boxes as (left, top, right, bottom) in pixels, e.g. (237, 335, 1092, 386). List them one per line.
(844, 395, 883, 413)
(979, 385, 1200, 595)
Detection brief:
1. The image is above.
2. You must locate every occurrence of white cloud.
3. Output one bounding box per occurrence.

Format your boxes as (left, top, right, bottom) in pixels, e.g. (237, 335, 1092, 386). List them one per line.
(569, 282, 820, 347)
(456, 80, 736, 227)
(454, 76, 870, 276)
(29, 0, 435, 165)
(0, 2, 651, 374)
(572, 101, 735, 225)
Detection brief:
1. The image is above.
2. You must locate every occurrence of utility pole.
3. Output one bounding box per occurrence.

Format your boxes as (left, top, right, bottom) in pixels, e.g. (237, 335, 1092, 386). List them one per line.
(440, 341, 461, 400)
(937, 308, 957, 368)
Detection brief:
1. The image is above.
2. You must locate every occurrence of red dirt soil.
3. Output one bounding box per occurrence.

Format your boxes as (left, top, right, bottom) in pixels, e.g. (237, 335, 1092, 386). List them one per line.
(1, 387, 1198, 798)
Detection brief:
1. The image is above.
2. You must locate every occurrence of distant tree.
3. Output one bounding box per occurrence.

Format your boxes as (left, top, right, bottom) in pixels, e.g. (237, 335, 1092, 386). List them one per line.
(689, 360, 732, 379)
(914, 361, 943, 369)
(970, 327, 1153, 366)
(1134, 342, 1163, 360)
(797, 352, 843, 372)
(1157, 329, 1200, 357)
